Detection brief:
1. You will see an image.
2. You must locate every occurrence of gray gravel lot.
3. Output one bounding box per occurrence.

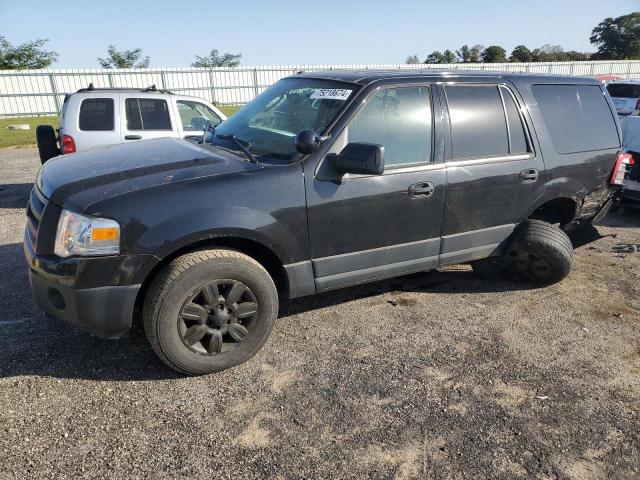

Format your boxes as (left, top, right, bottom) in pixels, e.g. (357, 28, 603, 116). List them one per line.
(1, 148, 639, 479)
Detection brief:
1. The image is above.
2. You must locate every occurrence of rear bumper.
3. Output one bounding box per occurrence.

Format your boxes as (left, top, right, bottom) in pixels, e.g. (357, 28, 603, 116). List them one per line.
(621, 179, 640, 208)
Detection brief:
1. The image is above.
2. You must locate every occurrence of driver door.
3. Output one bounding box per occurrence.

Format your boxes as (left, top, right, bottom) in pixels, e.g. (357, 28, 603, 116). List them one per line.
(304, 84, 447, 292)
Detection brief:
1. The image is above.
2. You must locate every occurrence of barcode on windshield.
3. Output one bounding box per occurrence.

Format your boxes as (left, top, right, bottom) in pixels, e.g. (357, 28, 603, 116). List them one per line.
(309, 89, 352, 101)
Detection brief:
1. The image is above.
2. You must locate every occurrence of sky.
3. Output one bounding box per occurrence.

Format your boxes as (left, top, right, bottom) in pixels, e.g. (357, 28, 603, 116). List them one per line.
(0, 0, 637, 68)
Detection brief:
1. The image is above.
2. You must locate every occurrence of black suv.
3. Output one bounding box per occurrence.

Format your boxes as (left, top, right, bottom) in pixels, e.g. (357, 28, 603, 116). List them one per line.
(25, 70, 627, 375)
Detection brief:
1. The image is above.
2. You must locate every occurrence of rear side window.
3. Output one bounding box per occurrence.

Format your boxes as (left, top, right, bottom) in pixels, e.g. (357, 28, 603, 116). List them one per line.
(125, 98, 172, 130)
(532, 85, 620, 154)
(445, 85, 509, 159)
(79, 98, 114, 131)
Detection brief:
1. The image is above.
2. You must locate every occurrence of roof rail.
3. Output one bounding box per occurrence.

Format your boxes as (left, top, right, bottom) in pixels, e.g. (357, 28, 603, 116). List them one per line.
(75, 83, 174, 94)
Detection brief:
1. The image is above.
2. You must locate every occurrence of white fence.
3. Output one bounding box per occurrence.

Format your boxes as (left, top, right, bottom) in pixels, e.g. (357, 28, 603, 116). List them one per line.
(1, 61, 640, 117)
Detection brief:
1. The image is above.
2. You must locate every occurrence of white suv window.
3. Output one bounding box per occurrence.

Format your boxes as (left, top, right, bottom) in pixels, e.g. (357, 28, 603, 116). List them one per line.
(125, 98, 172, 130)
(79, 98, 114, 131)
(177, 100, 222, 131)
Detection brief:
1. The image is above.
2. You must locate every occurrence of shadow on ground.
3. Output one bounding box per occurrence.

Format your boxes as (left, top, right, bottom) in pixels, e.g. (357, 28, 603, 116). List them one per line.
(0, 183, 32, 209)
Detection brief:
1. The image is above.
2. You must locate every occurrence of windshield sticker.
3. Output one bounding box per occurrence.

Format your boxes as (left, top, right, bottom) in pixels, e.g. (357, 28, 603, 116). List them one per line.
(309, 89, 352, 101)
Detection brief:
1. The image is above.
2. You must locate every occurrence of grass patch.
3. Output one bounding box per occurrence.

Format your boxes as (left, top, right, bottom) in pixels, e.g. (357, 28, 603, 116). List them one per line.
(218, 104, 242, 117)
(0, 116, 58, 149)
(0, 105, 243, 149)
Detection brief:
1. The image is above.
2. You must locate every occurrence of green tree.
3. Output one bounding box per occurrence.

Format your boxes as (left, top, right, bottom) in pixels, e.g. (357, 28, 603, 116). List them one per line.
(0, 36, 58, 69)
(456, 45, 472, 62)
(481, 45, 507, 63)
(98, 45, 150, 68)
(405, 54, 420, 64)
(442, 50, 457, 63)
(509, 45, 532, 63)
(590, 12, 640, 60)
(566, 50, 590, 61)
(425, 51, 446, 64)
(192, 49, 241, 68)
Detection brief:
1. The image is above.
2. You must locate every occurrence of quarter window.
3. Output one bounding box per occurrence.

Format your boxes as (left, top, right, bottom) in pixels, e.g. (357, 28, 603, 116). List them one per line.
(125, 98, 172, 130)
(532, 84, 620, 154)
(347, 86, 432, 168)
(79, 98, 114, 131)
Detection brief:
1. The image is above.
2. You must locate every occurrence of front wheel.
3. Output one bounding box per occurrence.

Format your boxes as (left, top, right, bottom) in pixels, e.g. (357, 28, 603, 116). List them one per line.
(143, 249, 278, 375)
(472, 220, 573, 285)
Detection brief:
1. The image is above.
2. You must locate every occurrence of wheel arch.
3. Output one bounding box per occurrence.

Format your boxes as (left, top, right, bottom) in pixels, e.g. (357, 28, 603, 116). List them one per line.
(132, 233, 291, 326)
(525, 196, 579, 226)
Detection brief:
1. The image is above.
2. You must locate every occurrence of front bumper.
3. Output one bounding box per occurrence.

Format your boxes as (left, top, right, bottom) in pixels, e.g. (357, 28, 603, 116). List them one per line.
(24, 238, 143, 339)
(30, 269, 140, 339)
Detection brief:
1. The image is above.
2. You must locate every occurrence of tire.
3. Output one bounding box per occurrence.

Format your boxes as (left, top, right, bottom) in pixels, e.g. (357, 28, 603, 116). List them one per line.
(472, 220, 573, 285)
(36, 125, 60, 164)
(143, 249, 278, 375)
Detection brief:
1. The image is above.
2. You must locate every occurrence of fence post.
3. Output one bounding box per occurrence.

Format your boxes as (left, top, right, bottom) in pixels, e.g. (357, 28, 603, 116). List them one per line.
(252, 68, 259, 99)
(160, 71, 167, 89)
(48, 73, 61, 113)
(208, 69, 217, 104)
(107, 73, 114, 87)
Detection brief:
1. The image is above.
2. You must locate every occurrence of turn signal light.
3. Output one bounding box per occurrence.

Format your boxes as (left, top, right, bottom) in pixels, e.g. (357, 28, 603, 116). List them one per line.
(91, 227, 119, 241)
(62, 134, 76, 154)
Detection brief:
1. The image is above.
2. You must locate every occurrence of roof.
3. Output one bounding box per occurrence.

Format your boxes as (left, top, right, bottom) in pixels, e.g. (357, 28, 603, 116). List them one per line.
(291, 69, 601, 85)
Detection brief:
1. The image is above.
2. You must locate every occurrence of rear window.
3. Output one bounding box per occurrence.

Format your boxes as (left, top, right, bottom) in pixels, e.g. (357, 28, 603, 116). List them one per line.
(125, 98, 172, 130)
(79, 98, 114, 131)
(607, 83, 640, 98)
(532, 85, 620, 154)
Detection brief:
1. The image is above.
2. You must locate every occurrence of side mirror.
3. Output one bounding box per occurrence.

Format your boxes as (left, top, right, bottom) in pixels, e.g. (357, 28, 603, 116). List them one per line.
(329, 143, 385, 175)
(295, 129, 321, 154)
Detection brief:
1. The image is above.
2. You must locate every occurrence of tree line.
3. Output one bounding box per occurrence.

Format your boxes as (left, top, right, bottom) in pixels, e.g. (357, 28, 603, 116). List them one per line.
(406, 12, 639, 64)
(0, 39, 242, 69)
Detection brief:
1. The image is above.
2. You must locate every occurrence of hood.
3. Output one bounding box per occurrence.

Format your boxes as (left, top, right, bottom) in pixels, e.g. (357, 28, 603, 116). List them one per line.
(38, 137, 260, 210)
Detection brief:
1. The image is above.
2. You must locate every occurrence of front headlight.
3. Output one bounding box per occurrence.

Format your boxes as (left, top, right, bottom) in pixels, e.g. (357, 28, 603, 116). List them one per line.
(54, 209, 120, 258)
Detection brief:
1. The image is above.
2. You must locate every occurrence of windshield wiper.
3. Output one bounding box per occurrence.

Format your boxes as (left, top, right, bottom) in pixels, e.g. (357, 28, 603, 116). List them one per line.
(215, 134, 258, 164)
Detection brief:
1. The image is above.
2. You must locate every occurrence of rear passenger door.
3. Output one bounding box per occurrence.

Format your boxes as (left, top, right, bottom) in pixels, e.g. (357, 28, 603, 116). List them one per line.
(438, 82, 545, 265)
(120, 96, 179, 143)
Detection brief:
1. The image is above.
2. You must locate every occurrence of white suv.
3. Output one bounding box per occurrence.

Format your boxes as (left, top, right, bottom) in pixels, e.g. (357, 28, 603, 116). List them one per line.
(36, 84, 226, 163)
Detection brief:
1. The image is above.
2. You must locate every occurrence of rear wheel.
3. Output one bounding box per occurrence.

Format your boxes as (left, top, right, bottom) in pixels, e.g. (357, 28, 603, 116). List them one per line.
(472, 220, 573, 285)
(36, 125, 60, 164)
(143, 249, 278, 375)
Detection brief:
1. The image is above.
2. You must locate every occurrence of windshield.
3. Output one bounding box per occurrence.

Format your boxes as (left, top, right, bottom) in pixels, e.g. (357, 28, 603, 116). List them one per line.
(607, 83, 640, 99)
(211, 78, 357, 162)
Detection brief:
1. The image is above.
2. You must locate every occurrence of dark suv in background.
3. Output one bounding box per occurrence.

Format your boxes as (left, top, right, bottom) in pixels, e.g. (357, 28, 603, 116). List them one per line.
(25, 70, 628, 375)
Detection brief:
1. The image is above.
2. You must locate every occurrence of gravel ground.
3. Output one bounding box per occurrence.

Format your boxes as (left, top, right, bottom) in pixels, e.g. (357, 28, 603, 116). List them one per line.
(1, 148, 639, 479)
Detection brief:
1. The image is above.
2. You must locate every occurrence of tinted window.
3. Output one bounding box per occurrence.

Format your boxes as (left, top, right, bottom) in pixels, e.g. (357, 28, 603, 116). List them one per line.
(347, 86, 432, 168)
(532, 85, 620, 154)
(445, 85, 509, 159)
(125, 98, 172, 130)
(177, 100, 221, 131)
(607, 83, 640, 98)
(500, 86, 529, 155)
(79, 98, 114, 131)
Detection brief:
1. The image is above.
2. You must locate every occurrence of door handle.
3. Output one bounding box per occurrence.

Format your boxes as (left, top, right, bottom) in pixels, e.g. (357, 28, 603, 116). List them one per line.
(124, 135, 142, 140)
(408, 182, 435, 198)
(519, 168, 539, 183)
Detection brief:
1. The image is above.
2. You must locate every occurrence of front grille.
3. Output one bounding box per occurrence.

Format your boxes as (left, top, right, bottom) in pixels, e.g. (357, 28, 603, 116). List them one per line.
(25, 186, 49, 252)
